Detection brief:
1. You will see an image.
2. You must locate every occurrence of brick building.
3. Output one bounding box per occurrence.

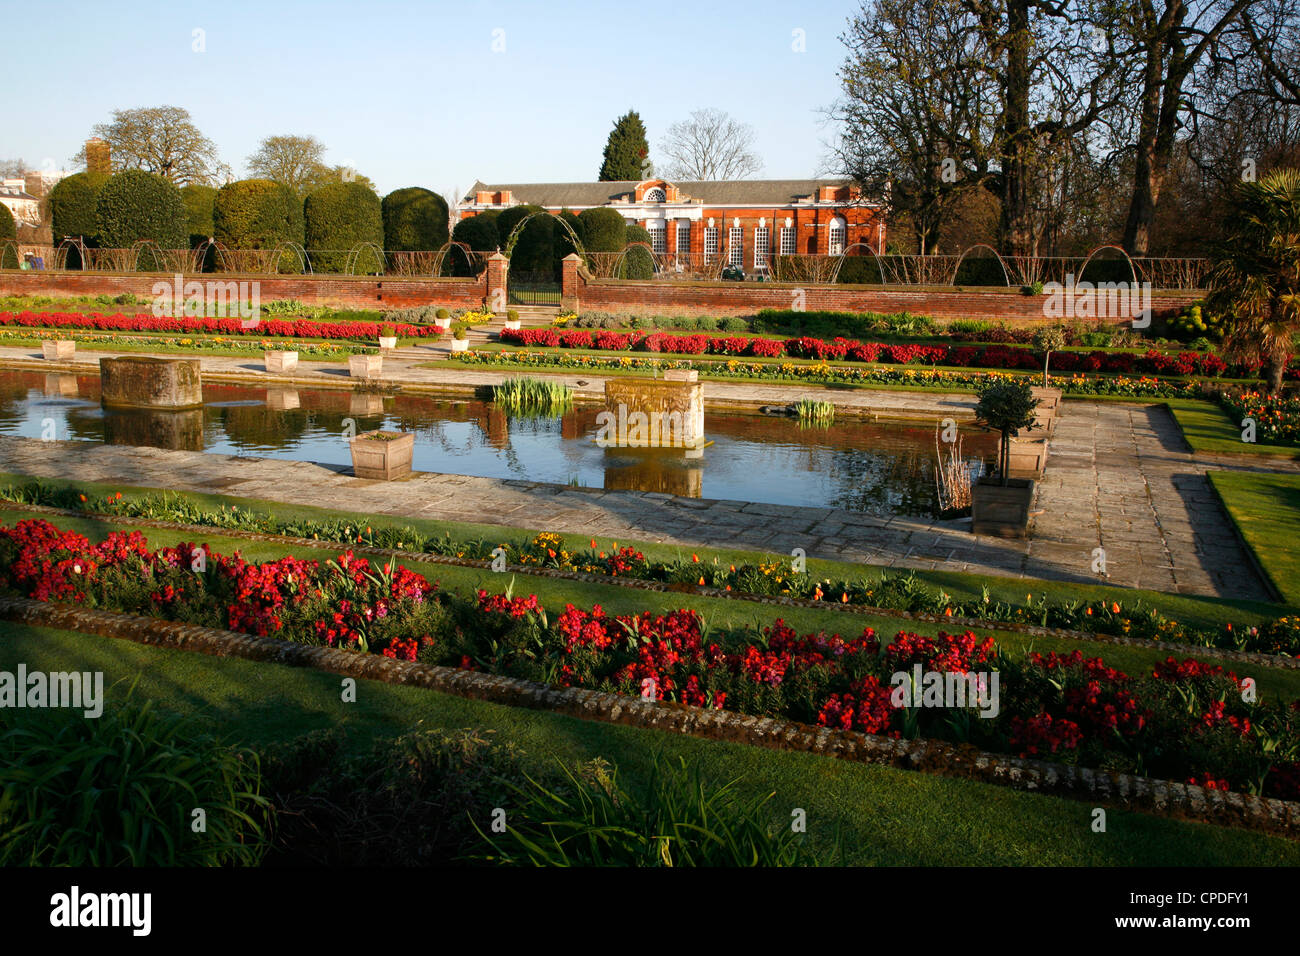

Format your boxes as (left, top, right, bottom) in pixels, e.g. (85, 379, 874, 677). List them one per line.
(457, 178, 886, 274)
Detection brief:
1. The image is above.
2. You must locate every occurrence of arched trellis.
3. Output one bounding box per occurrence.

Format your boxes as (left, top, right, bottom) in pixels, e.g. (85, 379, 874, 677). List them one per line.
(503, 211, 587, 261)
(950, 243, 1012, 287)
(1077, 244, 1139, 287)
(829, 242, 887, 284)
(269, 240, 311, 275)
(345, 241, 386, 276)
(191, 237, 225, 273)
(56, 237, 90, 271)
(606, 241, 657, 279)
(131, 239, 190, 273)
(0, 239, 20, 270)
(433, 241, 485, 277)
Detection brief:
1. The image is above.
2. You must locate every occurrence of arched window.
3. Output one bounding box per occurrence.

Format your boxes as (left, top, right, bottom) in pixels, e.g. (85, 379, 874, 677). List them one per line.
(828, 216, 847, 255)
(644, 187, 666, 203)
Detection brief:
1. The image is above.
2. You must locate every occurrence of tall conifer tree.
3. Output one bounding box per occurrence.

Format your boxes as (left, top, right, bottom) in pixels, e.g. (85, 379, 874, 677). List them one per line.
(598, 111, 650, 181)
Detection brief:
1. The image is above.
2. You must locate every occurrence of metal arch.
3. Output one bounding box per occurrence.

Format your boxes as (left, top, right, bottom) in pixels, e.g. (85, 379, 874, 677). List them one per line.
(1077, 244, 1139, 287)
(502, 210, 587, 261)
(950, 243, 1012, 287)
(345, 241, 386, 276)
(829, 242, 888, 285)
(130, 239, 165, 273)
(56, 237, 90, 271)
(432, 240, 483, 277)
(269, 240, 310, 275)
(0, 239, 20, 270)
(609, 241, 656, 279)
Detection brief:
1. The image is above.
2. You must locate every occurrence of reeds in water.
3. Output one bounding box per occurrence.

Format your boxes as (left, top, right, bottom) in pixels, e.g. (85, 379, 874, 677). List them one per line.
(493, 376, 574, 416)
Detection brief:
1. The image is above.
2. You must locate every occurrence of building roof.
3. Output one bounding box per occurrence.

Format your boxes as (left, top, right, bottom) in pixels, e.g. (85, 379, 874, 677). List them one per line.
(0, 182, 37, 202)
(462, 178, 859, 208)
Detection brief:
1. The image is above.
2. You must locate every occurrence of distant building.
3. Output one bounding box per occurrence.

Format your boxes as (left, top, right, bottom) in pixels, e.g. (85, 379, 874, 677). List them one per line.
(0, 179, 41, 227)
(457, 178, 886, 273)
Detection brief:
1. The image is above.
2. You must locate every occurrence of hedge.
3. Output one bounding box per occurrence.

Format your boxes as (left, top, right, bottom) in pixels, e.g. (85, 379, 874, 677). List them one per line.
(498, 204, 557, 277)
(94, 170, 188, 258)
(622, 224, 654, 279)
(304, 182, 384, 273)
(577, 207, 627, 252)
(48, 171, 109, 249)
(0, 203, 14, 243)
(381, 186, 449, 252)
(449, 210, 499, 277)
(213, 179, 304, 252)
(181, 184, 217, 249)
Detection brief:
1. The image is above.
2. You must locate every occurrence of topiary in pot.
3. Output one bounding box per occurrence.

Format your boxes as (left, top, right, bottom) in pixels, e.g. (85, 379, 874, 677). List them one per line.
(976, 378, 1040, 486)
(1032, 324, 1067, 386)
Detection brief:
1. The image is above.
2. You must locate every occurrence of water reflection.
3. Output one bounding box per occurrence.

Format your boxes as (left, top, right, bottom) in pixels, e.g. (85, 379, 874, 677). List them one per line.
(0, 370, 993, 516)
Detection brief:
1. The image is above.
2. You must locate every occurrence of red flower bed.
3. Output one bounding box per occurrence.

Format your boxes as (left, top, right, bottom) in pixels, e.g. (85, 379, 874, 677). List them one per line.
(0, 310, 435, 340)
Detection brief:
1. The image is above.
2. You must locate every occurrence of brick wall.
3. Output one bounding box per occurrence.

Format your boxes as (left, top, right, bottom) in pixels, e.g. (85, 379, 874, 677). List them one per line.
(0, 270, 488, 310)
(569, 273, 1199, 324)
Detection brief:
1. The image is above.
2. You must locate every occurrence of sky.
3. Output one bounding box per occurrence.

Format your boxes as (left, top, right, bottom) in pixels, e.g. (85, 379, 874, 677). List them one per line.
(1, 0, 857, 200)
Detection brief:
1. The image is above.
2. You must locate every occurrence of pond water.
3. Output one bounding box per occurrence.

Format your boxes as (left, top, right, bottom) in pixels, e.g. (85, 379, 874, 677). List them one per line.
(0, 371, 994, 517)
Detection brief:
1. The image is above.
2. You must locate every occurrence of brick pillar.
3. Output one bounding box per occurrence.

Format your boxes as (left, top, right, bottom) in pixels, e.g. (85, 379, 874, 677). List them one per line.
(486, 252, 508, 314)
(561, 253, 582, 314)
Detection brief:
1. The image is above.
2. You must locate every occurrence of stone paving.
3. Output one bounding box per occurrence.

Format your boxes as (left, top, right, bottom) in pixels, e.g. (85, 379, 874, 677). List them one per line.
(0, 396, 1295, 601)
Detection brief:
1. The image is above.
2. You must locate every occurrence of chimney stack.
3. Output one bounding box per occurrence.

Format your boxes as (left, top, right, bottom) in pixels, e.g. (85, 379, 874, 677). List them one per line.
(85, 138, 111, 174)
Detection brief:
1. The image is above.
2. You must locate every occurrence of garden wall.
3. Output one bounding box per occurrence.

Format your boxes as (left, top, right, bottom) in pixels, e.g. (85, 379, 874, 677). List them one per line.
(0, 270, 488, 310)
(566, 272, 1200, 324)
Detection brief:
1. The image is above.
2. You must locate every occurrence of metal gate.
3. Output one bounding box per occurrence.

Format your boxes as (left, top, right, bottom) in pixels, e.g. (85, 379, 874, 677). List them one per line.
(507, 272, 561, 306)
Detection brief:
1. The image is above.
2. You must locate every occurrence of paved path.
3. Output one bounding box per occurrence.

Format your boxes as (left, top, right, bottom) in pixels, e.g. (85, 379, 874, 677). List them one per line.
(0, 344, 980, 421)
(0, 398, 1294, 601)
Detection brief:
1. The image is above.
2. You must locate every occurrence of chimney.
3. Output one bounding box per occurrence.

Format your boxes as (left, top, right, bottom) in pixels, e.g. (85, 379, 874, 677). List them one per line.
(85, 138, 111, 174)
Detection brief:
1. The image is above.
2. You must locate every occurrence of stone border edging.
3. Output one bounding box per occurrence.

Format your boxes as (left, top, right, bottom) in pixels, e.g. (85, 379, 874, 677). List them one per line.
(1, 593, 1296, 838)
(3, 498, 1297, 672)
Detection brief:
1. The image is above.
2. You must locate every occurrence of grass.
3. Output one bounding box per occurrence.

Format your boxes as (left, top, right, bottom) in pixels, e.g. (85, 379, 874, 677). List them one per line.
(1167, 399, 1300, 459)
(1208, 470, 1300, 606)
(3, 621, 1298, 865)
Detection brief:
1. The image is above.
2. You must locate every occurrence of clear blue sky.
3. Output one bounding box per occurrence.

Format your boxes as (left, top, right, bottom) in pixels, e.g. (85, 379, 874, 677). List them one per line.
(3, 0, 855, 198)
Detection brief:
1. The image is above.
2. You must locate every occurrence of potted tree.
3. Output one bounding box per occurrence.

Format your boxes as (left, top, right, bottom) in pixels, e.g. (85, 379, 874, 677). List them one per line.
(1030, 325, 1066, 426)
(433, 308, 451, 334)
(504, 308, 522, 331)
(450, 323, 470, 353)
(972, 379, 1040, 537)
(349, 429, 415, 480)
(378, 324, 398, 350)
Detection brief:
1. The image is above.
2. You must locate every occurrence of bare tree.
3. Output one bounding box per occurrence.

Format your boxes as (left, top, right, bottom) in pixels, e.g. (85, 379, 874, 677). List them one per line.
(75, 106, 229, 186)
(0, 158, 28, 178)
(248, 135, 327, 195)
(659, 109, 763, 180)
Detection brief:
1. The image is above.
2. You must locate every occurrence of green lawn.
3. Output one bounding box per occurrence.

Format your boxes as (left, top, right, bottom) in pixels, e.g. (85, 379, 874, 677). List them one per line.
(3, 621, 1297, 865)
(1208, 470, 1300, 605)
(1168, 399, 1300, 459)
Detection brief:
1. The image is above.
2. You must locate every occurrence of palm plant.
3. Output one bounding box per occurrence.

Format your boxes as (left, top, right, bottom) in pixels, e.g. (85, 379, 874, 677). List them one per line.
(1205, 169, 1300, 394)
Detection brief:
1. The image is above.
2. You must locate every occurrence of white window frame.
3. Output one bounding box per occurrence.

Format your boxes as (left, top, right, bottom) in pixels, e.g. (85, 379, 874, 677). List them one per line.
(828, 216, 846, 256)
(676, 221, 691, 256)
(647, 220, 667, 254)
(779, 226, 795, 255)
(728, 225, 743, 267)
(753, 226, 769, 271)
(644, 187, 666, 202)
(704, 226, 718, 263)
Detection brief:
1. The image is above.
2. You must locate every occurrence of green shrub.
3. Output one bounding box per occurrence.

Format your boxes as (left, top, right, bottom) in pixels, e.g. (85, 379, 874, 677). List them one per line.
(976, 378, 1040, 482)
(450, 212, 500, 276)
(719, 315, 750, 332)
(499, 204, 557, 278)
(555, 208, 585, 262)
(304, 181, 384, 273)
(213, 178, 304, 251)
(381, 186, 449, 252)
(471, 755, 834, 867)
(95, 170, 187, 261)
(835, 255, 882, 284)
(1167, 300, 1226, 342)
(0, 203, 15, 243)
(48, 171, 109, 247)
(0, 701, 270, 866)
(621, 224, 654, 279)
(181, 183, 217, 248)
(577, 207, 628, 252)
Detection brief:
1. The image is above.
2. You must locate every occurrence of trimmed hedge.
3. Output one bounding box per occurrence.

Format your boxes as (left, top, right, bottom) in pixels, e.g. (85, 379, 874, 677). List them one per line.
(499, 204, 556, 278)
(381, 186, 449, 252)
(622, 224, 654, 279)
(94, 170, 187, 259)
(304, 182, 384, 273)
(555, 209, 585, 261)
(0, 203, 14, 243)
(450, 210, 499, 277)
(213, 178, 304, 251)
(181, 183, 217, 249)
(48, 171, 109, 248)
(577, 207, 627, 252)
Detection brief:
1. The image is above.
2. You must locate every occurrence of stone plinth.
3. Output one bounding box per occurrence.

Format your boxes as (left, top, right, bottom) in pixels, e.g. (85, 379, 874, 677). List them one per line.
(42, 340, 75, 361)
(602, 377, 704, 448)
(103, 407, 205, 451)
(265, 351, 298, 373)
(349, 354, 382, 380)
(266, 387, 300, 411)
(100, 357, 202, 410)
(349, 392, 385, 417)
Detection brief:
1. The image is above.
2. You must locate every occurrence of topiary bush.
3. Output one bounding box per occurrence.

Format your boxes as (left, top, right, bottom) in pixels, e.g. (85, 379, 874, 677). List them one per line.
(95, 170, 187, 265)
(450, 211, 500, 276)
(499, 204, 556, 278)
(0, 203, 14, 243)
(181, 183, 217, 249)
(621, 224, 655, 280)
(213, 178, 304, 252)
(577, 207, 628, 252)
(381, 186, 449, 252)
(304, 181, 384, 273)
(48, 171, 109, 250)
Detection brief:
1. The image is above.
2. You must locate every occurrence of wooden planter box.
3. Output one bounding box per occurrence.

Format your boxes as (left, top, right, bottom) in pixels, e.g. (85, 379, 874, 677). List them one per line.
(42, 340, 75, 361)
(450, 338, 470, 352)
(378, 336, 397, 350)
(1007, 436, 1048, 477)
(349, 354, 383, 380)
(349, 430, 414, 480)
(972, 477, 1036, 538)
(1030, 386, 1062, 413)
(264, 350, 298, 373)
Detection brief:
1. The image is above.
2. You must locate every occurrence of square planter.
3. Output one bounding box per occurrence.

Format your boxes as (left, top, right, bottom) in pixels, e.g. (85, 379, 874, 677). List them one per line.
(971, 477, 1036, 538)
(433, 324, 449, 335)
(349, 430, 414, 480)
(504, 319, 522, 331)
(450, 338, 470, 353)
(378, 336, 398, 350)
(349, 354, 383, 380)
(264, 350, 298, 373)
(1030, 386, 1062, 413)
(42, 340, 75, 361)
(1007, 436, 1048, 478)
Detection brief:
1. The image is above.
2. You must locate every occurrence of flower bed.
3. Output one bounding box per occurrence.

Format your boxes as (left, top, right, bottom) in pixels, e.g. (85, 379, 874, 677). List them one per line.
(1219, 389, 1300, 446)
(0, 329, 371, 357)
(0, 311, 438, 341)
(6, 483, 1298, 660)
(1, 516, 1296, 800)
(499, 327, 1250, 379)
(460, 348, 1201, 398)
